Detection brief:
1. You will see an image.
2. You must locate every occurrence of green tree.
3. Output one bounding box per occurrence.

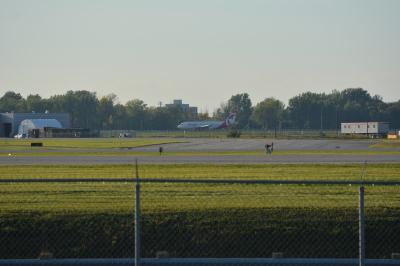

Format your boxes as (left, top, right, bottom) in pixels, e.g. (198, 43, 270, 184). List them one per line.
(98, 94, 117, 129)
(288, 92, 325, 129)
(0, 91, 26, 112)
(223, 93, 253, 129)
(198, 111, 211, 120)
(125, 99, 147, 130)
(112, 104, 127, 129)
(26, 94, 47, 113)
(72, 91, 99, 128)
(48, 90, 98, 128)
(213, 102, 229, 120)
(146, 107, 176, 130)
(251, 98, 285, 131)
(385, 101, 400, 128)
(340, 88, 375, 122)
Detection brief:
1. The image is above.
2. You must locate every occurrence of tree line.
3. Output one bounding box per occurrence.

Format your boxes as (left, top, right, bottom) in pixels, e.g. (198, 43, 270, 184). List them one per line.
(0, 88, 399, 130)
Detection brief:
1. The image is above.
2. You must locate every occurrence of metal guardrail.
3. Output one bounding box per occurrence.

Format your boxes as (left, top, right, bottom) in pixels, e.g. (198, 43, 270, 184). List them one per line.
(1, 258, 400, 266)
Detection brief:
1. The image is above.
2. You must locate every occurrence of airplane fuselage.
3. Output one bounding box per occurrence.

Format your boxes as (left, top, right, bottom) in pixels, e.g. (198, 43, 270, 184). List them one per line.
(177, 120, 227, 130)
(177, 113, 236, 130)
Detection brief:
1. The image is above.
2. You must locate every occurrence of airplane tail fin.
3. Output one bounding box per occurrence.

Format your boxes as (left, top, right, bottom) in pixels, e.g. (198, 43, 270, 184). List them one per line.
(225, 113, 236, 126)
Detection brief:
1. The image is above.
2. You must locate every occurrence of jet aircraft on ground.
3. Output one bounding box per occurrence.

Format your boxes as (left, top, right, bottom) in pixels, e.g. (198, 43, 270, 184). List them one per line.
(177, 113, 236, 130)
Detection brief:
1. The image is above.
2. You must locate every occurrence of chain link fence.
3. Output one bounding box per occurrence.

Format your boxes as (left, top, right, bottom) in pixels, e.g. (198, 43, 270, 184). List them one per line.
(0, 180, 135, 259)
(0, 178, 400, 265)
(365, 186, 400, 259)
(99, 129, 344, 139)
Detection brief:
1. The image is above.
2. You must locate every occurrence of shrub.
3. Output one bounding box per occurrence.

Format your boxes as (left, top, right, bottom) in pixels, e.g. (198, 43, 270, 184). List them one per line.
(227, 128, 241, 138)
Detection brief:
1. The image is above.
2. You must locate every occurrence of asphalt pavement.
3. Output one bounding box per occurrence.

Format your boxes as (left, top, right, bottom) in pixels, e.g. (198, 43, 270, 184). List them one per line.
(0, 138, 399, 165)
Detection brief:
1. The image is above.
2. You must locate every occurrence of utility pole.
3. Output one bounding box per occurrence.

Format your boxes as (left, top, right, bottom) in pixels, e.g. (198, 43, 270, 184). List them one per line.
(336, 108, 339, 137)
(359, 161, 367, 266)
(320, 107, 323, 136)
(135, 159, 141, 266)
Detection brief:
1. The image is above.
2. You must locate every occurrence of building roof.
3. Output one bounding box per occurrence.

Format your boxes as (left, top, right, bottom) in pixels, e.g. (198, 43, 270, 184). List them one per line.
(18, 119, 62, 135)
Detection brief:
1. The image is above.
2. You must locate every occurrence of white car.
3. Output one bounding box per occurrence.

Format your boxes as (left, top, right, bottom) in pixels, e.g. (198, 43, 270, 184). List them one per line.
(119, 132, 133, 138)
(14, 133, 26, 139)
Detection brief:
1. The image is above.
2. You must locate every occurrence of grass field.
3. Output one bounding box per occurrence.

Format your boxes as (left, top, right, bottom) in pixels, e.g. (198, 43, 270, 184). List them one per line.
(370, 140, 400, 148)
(1, 163, 400, 259)
(0, 138, 184, 150)
(1, 163, 400, 214)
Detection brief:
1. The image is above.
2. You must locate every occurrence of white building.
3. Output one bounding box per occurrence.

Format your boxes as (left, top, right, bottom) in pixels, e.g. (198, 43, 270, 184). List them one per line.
(341, 122, 389, 136)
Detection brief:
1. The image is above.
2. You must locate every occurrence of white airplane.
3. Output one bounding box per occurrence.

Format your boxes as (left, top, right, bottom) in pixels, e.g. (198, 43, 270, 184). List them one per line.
(177, 113, 236, 130)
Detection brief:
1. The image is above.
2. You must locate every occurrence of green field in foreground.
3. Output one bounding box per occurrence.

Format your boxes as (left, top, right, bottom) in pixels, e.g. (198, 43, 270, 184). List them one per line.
(0, 138, 183, 150)
(1, 163, 400, 259)
(0, 164, 399, 214)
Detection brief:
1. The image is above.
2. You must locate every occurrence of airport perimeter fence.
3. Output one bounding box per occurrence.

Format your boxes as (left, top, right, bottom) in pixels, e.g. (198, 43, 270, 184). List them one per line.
(0, 178, 400, 265)
(99, 129, 381, 139)
(100, 129, 343, 139)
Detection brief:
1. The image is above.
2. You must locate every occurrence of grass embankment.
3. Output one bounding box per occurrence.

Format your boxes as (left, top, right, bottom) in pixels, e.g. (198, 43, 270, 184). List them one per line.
(370, 140, 400, 148)
(1, 164, 400, 258)
(0, 138, 184, 150)
(1, 164, 400, 214)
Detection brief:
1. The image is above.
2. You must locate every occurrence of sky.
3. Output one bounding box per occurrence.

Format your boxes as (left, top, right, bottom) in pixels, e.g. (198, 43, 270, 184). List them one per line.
(1, 0, 399, 112)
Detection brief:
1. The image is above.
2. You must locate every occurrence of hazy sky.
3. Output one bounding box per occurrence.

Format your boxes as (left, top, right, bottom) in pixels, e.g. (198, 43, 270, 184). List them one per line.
(1, 0, 399, 112)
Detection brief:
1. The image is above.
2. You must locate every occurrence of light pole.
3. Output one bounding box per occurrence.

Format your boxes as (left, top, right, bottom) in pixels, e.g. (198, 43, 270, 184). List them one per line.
(320, 107, 323, 136)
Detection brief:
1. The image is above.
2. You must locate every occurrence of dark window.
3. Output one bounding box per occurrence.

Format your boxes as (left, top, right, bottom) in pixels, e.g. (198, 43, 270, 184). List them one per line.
(2, 123, 12, 137)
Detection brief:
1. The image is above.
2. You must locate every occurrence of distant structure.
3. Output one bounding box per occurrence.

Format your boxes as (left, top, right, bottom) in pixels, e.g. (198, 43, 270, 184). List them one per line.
(0, 112, 70, 138)
(387, 131, 398, 139)
(341, 122, 389, 137)
(165, 99, 198, 118)
(18, 119, 63, 138)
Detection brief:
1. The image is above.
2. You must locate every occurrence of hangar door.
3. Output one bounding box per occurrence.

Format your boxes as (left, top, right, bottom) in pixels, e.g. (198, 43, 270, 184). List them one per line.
(2, 123, 12, 137)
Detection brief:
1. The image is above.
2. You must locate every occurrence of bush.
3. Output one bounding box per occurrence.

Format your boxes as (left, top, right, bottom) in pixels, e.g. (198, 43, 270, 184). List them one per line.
(227, 128, 241, 138)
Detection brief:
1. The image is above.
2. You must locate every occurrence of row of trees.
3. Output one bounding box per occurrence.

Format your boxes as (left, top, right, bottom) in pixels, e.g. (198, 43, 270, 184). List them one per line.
(212, 89, 400, 130)
(0, 91, 197, 130)
(1, 88, 399, 130)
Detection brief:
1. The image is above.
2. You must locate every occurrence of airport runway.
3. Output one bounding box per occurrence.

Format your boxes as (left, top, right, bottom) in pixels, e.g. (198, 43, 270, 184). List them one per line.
(0, 138, 399, 165)
(133, 138, 380, 151)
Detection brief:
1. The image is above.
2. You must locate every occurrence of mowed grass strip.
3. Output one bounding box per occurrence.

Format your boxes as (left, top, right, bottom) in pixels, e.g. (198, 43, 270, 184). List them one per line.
(0, 164, 400, 215)
(2, 149, 400, 156)
(1, 163, 399, 181)
(370, 140, 400, 148)
(1, 180, 399, 215)
(0, 138, 184, 150)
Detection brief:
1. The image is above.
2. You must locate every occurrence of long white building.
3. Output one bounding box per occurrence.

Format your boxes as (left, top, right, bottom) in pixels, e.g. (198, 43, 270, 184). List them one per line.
(341, 122, 389, 135)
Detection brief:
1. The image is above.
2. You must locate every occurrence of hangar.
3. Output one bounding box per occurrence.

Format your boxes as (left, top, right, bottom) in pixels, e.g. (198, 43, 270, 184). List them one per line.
(0, 112, 70, 137)
(17, 119, 63, 138)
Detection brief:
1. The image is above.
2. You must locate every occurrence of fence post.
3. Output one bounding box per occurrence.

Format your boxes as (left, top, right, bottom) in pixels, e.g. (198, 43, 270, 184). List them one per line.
(359, 186, 365, 266)
(135, 160, 141, 266)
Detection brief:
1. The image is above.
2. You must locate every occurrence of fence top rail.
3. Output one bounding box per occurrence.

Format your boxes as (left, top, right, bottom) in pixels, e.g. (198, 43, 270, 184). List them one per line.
(0, 258, 400, 265)
(0, 178, 400, 186)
